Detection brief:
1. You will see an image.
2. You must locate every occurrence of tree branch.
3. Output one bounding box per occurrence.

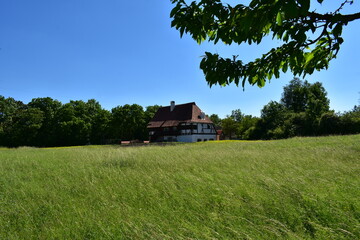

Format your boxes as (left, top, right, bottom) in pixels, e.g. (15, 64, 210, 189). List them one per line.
(309, 12, 360, 23)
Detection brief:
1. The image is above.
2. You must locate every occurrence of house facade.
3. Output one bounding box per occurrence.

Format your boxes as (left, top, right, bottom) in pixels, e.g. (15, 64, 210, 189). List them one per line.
(147, 101, 217, 142)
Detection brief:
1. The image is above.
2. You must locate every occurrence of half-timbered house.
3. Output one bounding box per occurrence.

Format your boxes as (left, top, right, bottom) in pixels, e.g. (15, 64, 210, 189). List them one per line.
(147, 101, 217, 142)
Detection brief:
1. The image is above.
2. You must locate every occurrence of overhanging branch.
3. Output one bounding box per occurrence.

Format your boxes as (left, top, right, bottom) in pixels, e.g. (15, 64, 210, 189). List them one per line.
(309, 12, 360, 23)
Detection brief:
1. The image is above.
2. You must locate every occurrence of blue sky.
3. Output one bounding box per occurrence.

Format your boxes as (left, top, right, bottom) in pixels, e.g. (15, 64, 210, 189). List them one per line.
(1, 0, 359, 117)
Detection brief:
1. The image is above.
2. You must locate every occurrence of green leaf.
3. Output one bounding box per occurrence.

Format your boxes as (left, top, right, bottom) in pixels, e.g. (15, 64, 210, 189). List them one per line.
(284, 0, 299, 18)
(249, 0, 259, 8)
(257, 78, 265, 87)
(297, 0, 310, 13)
(282, 62, 288, 73)
(276, 12, 283, 26)
(305, 52, 314, 64)
(274, 69, 280, 78)
(170, 4, 181, 17)
(332, 23, 343, 37)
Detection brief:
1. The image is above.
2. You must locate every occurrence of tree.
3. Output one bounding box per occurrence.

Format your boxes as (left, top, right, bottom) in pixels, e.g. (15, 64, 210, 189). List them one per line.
(260, 101, 288, 138)
(28, 97, 62, 146)
(237, 115, 259, 139)
(55, 101, 92, 146)
(90, 109, 111, 144)
(221, 116, 238, 139)
(144, 105, 161, 123)
(10, 108, 44, 147)
(283, 111, 309, 136)
(261, 101, 287, 127)
(318, 111, 341, 135)
(231, 109, 244, 122)
(110, 104, 146, 141)
(281, 78, 308, 112)
(209, 113, 221, 126)
(256, 78, 330, 137)
(170, 0, 360, 88)
(281, 78, 329, 115)
(305, 81, 330, 119)
(0, 96, 26, 147)
(339, 105, 360, 134)
(280, 78, 330, 134)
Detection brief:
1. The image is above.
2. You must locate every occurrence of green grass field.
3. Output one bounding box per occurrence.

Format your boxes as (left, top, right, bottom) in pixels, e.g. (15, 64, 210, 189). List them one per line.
(0, 135, 359, 239)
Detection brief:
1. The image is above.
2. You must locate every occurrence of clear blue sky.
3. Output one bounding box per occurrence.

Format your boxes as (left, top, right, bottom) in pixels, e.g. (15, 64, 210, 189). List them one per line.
(1, 0, 359, 117)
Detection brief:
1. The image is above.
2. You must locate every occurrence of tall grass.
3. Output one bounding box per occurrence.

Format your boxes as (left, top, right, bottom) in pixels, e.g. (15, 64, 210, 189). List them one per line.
(0, 135, 359, 239)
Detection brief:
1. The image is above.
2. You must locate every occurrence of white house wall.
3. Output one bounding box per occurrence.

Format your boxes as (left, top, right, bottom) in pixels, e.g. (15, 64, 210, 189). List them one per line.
(176, 134, 216, 142)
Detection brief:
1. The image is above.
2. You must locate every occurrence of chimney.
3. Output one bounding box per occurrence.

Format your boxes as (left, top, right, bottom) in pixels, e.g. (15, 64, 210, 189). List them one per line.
(170, 101, 175, 112)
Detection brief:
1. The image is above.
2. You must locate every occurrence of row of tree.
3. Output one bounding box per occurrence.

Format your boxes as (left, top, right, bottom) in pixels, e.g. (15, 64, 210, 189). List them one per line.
(210, 78, 360, 140)
(0, 96, 160, 147)
(1, 78, 359, 147)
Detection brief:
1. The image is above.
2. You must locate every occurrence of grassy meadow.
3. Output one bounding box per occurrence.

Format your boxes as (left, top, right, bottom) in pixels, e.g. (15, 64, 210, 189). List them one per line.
(0, 135, 359, 239)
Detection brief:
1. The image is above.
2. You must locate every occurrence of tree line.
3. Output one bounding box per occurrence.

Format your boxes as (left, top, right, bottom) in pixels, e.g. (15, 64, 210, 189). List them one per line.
(1, 78, 359, 147)
(0, 97, 160, 147)
(210, 78, 360, 140)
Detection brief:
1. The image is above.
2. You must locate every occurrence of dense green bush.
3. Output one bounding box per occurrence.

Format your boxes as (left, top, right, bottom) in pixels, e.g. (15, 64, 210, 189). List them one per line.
(318, 112, 341, 135)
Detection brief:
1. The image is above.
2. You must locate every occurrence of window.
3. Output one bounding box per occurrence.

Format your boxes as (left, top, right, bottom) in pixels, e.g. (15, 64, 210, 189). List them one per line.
(182, 129, 191, 135)
(197, 139, 202, 142)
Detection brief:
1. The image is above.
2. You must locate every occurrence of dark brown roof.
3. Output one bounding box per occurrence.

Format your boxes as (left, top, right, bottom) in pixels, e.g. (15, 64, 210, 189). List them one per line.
(147, 102, 213, 128)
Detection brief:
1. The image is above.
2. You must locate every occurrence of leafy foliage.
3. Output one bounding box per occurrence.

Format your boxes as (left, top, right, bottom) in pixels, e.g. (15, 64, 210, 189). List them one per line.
(215, 78, 359, 140)
(209, 113, 221, 126)
(221, 116, 238, 138)
(281, 77, 329, 117)
(110, 104, 146, 141)
(0, 79, 359, 146)
(170, 0, 360, 88)
(0, 96, 160, 147)
(230, 109, 244, 122)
